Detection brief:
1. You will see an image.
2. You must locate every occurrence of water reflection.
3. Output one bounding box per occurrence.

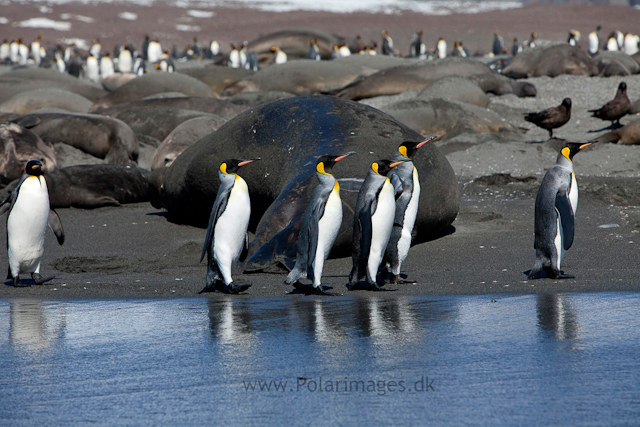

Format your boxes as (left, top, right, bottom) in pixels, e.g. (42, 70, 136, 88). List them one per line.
(536, 294, 579, 341)
(8, 299, 66, 353)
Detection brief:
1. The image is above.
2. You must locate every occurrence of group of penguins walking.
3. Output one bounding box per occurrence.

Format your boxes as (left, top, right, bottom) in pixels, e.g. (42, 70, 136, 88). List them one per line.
(0, 136, 592, 292)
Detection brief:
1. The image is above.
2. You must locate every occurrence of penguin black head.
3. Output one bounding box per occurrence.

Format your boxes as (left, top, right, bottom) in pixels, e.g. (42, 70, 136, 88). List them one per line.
(560, 141, 594, 161)
(316, 152, 355, 175)
(25, 160, 44, 176)
(220, 158, 260, 175)
(371, 159, 405, 176)
(397, 135, 437, 159)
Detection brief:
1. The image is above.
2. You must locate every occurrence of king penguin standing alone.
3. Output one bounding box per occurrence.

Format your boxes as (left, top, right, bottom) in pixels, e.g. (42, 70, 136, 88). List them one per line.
(0, 160, 64, 287)
(285, 152, 355, 295)
(383, 136, 436, 284)
(347, 159, 405, 291)
(200, 158, 260, 294)
(527, 142, 593, 280)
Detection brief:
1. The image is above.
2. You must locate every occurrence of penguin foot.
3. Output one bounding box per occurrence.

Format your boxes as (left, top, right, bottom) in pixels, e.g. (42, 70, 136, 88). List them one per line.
(198, 281, 251, 294)
(388, 274, 416, 285)
(525, 269, 575, 280)
(32, 273, 54, 285)
(291, 282, 339, 296)
(346, 282, 397, 292)
(11, 276, 30, 287)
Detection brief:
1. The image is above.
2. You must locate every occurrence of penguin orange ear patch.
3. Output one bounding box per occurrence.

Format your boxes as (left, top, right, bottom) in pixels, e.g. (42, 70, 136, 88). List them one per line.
(561, 147, 571, 160)
(398, 145, 408, 158)
(220, 163, 227, 174)
(316, 162, 326, 174)
(371, 162, 379, 174)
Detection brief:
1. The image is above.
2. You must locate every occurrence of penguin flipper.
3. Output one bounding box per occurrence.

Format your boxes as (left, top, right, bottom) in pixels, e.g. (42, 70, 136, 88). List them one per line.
(306, 196, 328, 273)
(239, 233, 249, 262)
(359, 198, 375, 270)
(389, 174, 403, 199)
(0, 174, 27, 216)
(48, 209, 65, 245)
(200, 185, 231, 262)
(555, 190, 574, 250)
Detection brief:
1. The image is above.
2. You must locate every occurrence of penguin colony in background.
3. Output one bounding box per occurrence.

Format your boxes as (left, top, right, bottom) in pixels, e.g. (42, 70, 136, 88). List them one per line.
(1, 22, 638, 80)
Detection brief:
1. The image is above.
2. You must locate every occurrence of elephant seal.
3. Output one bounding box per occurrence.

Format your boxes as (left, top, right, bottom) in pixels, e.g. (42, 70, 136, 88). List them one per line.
(101, 72, 138, 92)
(0, 88, 93, 115)
(91, 73, 216, 110)
(247, 28, 349, 62)
(593, 51, 640, 77)
(0, 122, 57, 185)
(10, 112, 139, 165)
(501, 44, 597, 79)
(44, 165, 150, 208)
(150, 96, 459, 272)
(362, 76, 491, 109)
(114, 106, 227, 142)
(91, 96, 249, 120)
(377, 98, 518, 138)
(151, 115, 228, 170)
(179, 65, 254, 96)
(222, 55, 407, 97)
(596, 118, 640, 145)
(336, 57, 517, 101)
(0, 68, 107, 103)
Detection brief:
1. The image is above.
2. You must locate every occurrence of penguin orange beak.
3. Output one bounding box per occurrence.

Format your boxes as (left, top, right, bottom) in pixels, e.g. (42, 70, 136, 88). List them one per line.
(579, 141, 595, 150)
(238, 158, 260, 167)
(390, 161, 406, 168)
(335, 152, 356, 162)
(416, 135, 438, 149)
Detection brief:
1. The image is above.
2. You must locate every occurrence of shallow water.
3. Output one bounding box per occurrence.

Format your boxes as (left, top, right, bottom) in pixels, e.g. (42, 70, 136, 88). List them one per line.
(0, 292, 638, 426)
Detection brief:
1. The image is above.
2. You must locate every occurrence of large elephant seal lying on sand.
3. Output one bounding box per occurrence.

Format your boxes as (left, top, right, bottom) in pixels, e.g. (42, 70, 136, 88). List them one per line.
(596, 118, 640, 145)
(502, 44, 597, 79)
(150, 96, 459, 272)
(10, 112, 139, 165)
(0, 122, 57, 185)
(336, 57, 535, 100)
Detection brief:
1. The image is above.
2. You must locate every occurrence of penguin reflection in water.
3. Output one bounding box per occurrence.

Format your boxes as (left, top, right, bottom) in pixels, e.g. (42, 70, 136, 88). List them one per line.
(526, 142, 593, 280)
(200, 158, 260, 294)
(0, 160, 64, 287)
(285, 152, 355, 295)
(347, 159, 405, 291)
(382, 137, 437, 285)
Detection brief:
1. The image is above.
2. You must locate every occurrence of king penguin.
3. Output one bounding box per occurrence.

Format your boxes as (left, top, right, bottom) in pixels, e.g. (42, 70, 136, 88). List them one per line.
(527, 142, 593, 280)
(200, 158, 260, 294)
(383, 136, 436, 284)
(347, 159, 405, 291)
(0, 160, 64, 287)
(588, 25, 601, 57)
(285, 152, 355, 295)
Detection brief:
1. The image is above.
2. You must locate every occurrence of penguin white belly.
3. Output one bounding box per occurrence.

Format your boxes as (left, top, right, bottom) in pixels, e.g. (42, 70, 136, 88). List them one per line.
(554, 209, 564, 270)
(569, 172, 578, 214)
(7, 177, 50, 275)
(312, 189, 342, 286)
(367, 180, 396, 280)
(394, 168, 420, 273)
(588, 34, 598, 54)
(213, 178, 250, 285)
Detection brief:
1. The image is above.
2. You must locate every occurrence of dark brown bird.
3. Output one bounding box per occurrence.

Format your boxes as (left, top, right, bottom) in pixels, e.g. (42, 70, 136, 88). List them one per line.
(589, 82, 631, 127)
(524, 98, 572, 138)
